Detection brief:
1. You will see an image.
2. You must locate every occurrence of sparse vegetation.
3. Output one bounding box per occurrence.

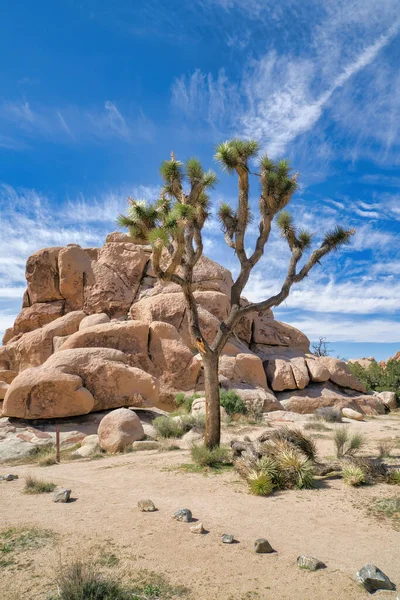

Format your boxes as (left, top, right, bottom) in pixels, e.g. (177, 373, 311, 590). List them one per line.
(0, 526, 55, 567)
(372, 497, 400, 525)
(153, 414, 206, 439)
(377, 440, 393, 459)
(23, 474, 57, 494)
(314, 407, 342, 423)
(304, 421, 331, 432)
(191, 444, 231, 468)
(333, 427, 365, 458)
(49, 558, 188, 599)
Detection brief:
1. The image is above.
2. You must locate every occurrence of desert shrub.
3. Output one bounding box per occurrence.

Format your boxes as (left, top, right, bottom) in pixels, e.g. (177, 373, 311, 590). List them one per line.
(348, 359, 400, 402)
(219, 390, 247, 415)
(377, 441, 393, 459)
(24, 475, 56, 494)
(333, 427, 365, 458)
(248, 471, 274, 496)
(304, 421, 330, 432)
(342, 463, 367, 486)
(190, 444, 230, 468)
(50, 559, 129, 600)
(387, 469, 400, 485)
(314, 407, 342, 423)
(175, 392, 201, 413)
(180, 413, 206, 432)
(152, 417, 184, 439)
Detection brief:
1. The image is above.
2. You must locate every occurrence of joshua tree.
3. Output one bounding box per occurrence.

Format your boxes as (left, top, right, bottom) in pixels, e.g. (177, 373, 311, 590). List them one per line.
(118, 140, 354, 448)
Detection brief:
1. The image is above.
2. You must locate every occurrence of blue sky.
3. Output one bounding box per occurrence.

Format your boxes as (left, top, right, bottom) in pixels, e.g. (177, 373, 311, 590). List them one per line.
(0, 0, 399, 360)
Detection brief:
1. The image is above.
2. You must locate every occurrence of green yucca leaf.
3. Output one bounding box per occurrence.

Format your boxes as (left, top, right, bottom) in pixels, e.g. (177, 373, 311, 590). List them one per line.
(276, 211, 295, 237)
(171, 203, 195, 221)
(160, 159, 184, 183)
(322, 226, 355, 249)
(218, 202, 235, 223)
(260, 155, 274, 171)
(116, 213, 134, 228)
(298, 229, 313, 250)
(185, 157, 203, 181)
(202, 170, 218, 189)
(148, 227, 170, 247)
(214, 141, 238, 173)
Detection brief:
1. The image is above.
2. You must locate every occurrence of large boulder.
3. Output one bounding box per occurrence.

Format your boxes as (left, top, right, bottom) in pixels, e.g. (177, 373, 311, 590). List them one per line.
(265, 358, 297, 392)
(376, 391, 397, 410)
(84, 243, 147, 316)
(319, 357, 367, 393)
(148, 322, 201, 402)
(58, 245, 92, 311)
(305, 355, 330, 383)
(277, 382, 384, 415)
(252, 312, 310, 350)
(12, 300, 65, 335)
(2, 368, 94, 419)
(79, 313, 110, 330)
(44, 347, 159, 410)
(0, 381, 9, 400)
(98, 408, 144, 453)
(58, 320, 151, 372)
(4, 311, 86, 371)
(26, 247, 63, 303)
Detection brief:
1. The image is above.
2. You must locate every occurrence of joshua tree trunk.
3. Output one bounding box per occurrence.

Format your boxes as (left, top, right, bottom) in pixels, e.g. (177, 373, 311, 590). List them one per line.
(203, 352, 220, 448)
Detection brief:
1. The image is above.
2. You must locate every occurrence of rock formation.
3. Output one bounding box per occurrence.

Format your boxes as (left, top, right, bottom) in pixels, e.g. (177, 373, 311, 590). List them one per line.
(0, 233, 390, 419)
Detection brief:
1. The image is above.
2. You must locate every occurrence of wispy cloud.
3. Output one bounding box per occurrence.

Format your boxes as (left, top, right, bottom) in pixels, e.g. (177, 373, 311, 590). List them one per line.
(0, 99, 156, 147)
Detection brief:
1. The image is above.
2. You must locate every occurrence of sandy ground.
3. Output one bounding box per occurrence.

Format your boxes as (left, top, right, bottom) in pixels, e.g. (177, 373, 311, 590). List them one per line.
(1, 414, 400, 600)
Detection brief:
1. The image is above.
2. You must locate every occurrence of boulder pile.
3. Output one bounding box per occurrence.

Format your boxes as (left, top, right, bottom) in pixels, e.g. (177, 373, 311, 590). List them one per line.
(0, 233, 390, 419)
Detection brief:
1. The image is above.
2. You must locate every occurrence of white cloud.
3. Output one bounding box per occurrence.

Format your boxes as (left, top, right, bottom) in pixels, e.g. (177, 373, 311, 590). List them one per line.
(285, 315, 400, 344)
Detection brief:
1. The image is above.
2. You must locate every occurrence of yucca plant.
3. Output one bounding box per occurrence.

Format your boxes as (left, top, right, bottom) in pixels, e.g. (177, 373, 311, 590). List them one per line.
(118, 142, 355, 449)
(387, 469, 400, 485)
(273, 442, 315, 489)
(333, 427, 365, 458)
(264, 427, 317, 461)
(248, 471, 274, 496)
(342, 463, 366, 486)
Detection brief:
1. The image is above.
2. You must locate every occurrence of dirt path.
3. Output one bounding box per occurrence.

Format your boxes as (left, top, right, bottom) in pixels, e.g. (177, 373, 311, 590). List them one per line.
(1, 415, 400, 600)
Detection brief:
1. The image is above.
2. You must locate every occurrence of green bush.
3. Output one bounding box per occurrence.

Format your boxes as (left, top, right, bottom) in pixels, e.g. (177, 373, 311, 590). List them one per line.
(342, 463, 366, 486)
(348, 359, 400, 402)
(175, 392, 200, 413)
(152, 417, 184, 439)
(219, 390, 247, 415)
(190, 444, 230, 468)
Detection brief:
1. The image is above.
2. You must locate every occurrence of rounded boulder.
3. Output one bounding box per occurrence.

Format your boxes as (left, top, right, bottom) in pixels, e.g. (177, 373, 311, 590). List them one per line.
(98, 408, 144, 453)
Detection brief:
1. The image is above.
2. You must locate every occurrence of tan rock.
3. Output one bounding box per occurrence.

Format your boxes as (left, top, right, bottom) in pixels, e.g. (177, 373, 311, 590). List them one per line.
(376, 391, 397, 411)
(179, 427, 204, 449)
(58, 320, 150, 372)
(253, 313, 310, 350)
(192, 255, 233, 296)
(191, 398, 229, 422)
(3, 368, 94, 419)
(305, 355, 330, 383)
(84, 243, 147, 316)
(2, 328, 14, 345)
(0, 370, 18, 384)
(98, 408, 144, 453)
(106, 231, 145, 244)
(149, 322, 201, 402)
(79, 313, 110, 330)
(342, 407, 364, 421)
(45, 346, 158, 410)
(59, 245, 92, 311)
(0, 381, 9, 400)
(277, 383, 384, 415)
(320, 357, 367, 393)
(234, 353, 267, 389)
(265, 358, 297, 391)
(12, 301, 65, 335)
(290, 356, 310, 389)
(26, 247, 63, 303)
(225, 384, 282, 413)
(5, 311, 86, 371)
